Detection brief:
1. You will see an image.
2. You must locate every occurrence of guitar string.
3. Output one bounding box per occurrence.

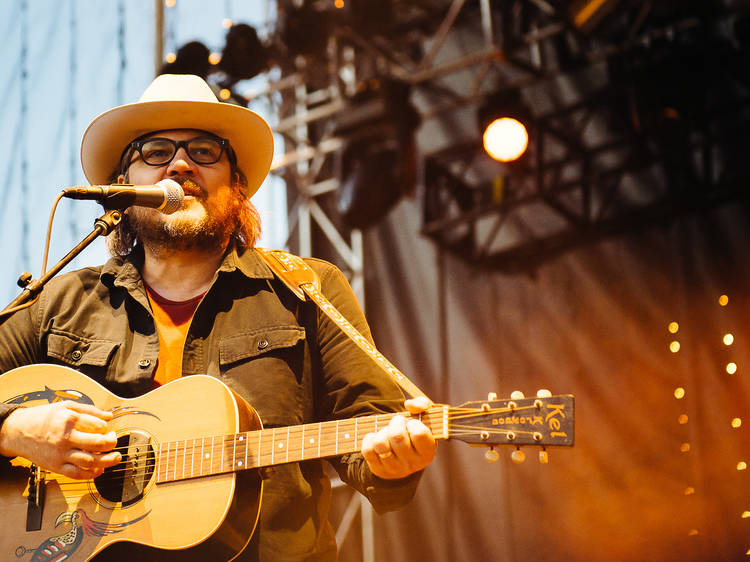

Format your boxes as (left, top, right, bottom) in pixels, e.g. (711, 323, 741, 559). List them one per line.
(50, 405, 559, 487)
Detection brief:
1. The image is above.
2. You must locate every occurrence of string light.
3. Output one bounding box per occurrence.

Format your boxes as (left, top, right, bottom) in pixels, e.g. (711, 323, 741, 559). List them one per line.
(684, 487, 695, 495)
(165, 0, 176, 7)
(742, 511, 750, 518)
(209, 52, 221, 65)
(726, 363, 738, 375)
(219, 88, 231, 100)
(688, 529, 699, 536)
(335, 0, 345, 7)
(680, 443, 691, 453)
(222, 18, 233, 28)
(723, 333, 734, 346)
(670, 341, 681, 353)
(731, 418, 742, 428)
(678, 414, 689, 424)
(674, 387, 686, 399)
(738, 462, 747, 471)
(165, 52, 177, 63)
(668, 321, 679, 334)
(719, 295, 729, 306)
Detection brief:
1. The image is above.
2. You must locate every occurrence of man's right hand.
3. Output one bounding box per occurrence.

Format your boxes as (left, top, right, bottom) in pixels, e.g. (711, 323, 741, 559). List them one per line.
(0, 401, 122, 480)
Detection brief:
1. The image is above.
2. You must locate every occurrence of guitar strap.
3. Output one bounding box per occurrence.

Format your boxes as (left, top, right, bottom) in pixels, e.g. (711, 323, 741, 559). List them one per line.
(256, 248, 429, 400)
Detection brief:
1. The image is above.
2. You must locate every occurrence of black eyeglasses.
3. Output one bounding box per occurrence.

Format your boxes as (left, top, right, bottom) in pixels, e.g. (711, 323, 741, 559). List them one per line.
(127, 135, 231, 167)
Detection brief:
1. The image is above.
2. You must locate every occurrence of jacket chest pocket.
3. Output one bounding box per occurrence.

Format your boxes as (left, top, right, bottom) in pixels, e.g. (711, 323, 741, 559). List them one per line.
(219, 326, 306, 365)
(47, 332, 120, 368)
(218, 326, 308, 427)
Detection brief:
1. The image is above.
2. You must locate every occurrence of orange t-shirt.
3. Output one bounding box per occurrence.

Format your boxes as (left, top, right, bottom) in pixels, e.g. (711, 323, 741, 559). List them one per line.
(145, 284, 204, 387)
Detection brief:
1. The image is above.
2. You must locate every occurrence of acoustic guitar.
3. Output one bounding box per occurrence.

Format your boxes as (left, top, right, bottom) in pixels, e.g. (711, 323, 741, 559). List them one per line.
(0, 364, 574, 561)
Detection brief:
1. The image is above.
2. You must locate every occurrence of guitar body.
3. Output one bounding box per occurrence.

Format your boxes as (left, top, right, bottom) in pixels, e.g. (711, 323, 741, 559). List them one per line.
(0, 365, 263, 561)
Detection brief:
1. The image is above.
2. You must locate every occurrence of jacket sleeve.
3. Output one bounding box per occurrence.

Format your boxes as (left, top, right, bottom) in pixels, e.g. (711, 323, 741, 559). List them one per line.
(309, 260, 423, 513)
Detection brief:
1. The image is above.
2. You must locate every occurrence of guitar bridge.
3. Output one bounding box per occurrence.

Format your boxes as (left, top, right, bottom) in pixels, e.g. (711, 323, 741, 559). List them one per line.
(26, 464, 46, 531)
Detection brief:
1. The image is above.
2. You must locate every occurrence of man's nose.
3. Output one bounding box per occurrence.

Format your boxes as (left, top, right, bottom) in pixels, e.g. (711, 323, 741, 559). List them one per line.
(166, 147, 196, 175)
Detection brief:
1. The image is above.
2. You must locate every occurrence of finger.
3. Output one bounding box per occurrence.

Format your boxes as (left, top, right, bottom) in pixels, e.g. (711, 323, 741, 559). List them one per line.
(384, 416, 411, 457)
(68, 448, 122, 471)
(406, 419, 437, 458)
(361, 433, 386, 466)
(67, 411, 113, 434)
(62, 401, 115, 421)
(58, 462, 106, 480)
(404, 396, 432, 414)
(69, 429, 118, 453)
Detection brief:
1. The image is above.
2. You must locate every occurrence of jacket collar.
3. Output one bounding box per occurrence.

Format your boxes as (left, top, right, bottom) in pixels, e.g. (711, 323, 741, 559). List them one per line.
(100, 246, 276, 293)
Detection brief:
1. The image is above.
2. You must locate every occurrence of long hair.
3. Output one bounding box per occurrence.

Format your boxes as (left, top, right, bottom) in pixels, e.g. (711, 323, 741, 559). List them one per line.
(105, 165, 261, 257)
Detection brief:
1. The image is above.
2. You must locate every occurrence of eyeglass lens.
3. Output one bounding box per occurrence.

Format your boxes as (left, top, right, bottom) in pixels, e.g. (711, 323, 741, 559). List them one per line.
(140, 137, 224, 165)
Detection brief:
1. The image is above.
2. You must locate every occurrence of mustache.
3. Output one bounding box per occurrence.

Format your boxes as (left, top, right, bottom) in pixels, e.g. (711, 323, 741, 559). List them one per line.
(171, 177, 204, 197)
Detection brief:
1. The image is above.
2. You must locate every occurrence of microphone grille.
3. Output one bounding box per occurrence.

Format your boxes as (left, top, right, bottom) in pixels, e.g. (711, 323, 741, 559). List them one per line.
(157, 179, 185, 214)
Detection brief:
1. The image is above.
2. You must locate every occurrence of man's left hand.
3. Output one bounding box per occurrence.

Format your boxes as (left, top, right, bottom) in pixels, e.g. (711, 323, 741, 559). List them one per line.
(361, 396, 437, 480)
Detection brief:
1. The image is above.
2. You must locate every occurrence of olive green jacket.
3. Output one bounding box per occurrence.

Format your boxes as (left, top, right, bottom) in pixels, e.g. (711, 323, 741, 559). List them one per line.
(0, 247, 420, 561)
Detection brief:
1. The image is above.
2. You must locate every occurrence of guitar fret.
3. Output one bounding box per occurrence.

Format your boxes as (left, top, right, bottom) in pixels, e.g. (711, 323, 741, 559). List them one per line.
(317, 423, 321, 458)
(335, 420, 339, 455)
(300, 425, 305, 460)
(244, 432, 249, 469)
(285, 427, 290, 463)
(190, 438, 195, 478)
(182, 439, 187, 479)
(271, 428, 275, 465)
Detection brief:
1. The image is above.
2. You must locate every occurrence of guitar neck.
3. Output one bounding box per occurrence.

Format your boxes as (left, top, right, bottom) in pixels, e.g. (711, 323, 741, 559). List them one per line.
(155, 407, 450, 484)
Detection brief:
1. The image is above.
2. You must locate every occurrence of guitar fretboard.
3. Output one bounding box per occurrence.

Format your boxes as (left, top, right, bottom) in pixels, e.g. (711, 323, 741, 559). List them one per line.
(156, 407, 448, 484)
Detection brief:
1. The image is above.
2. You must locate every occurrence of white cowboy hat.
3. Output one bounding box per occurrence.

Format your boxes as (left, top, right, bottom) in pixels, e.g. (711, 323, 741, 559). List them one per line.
(80, 74, 273, 197)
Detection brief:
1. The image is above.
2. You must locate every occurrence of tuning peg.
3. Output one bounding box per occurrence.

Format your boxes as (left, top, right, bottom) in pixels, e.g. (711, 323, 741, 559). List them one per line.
(539, 450, 549, 464)
(511, 449, 526, 464)
(510, 390, 525, 400)
(485, 447, 499, 462)
(487, 392, 498, 401)
(536, 389, 552, 398)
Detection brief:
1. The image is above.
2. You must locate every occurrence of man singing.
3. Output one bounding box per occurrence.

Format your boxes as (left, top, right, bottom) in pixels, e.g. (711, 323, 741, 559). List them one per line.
(0, 74, 435, 560)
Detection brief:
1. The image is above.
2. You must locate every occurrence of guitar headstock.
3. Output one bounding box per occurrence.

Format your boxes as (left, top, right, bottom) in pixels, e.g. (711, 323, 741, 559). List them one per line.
(449, 390, 574, 462)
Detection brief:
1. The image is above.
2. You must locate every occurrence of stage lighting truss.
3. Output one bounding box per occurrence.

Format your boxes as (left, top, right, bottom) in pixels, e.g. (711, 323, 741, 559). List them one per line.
(251, 0, 750, 278)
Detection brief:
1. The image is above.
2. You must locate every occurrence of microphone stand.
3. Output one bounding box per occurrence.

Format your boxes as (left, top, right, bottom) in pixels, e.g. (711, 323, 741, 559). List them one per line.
(0, 208, 123, 322)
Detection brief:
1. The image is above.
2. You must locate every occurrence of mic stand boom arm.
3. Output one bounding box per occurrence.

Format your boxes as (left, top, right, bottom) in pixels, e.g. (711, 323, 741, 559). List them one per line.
(0, 209, 123, 323)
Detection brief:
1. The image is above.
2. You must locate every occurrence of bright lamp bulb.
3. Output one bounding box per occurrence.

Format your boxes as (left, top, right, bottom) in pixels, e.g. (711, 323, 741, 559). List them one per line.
(483, 117, 529, 162)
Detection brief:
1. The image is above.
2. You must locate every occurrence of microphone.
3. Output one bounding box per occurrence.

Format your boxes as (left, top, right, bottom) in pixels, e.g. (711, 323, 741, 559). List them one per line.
(62, 179, 185, 214)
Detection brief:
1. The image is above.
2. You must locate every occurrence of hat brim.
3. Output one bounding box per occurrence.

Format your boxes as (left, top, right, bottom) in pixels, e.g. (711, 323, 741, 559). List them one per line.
(80, 99, 274, 197)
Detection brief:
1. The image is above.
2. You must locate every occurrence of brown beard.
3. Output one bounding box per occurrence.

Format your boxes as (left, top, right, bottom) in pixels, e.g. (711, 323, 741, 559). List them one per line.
(126, 178, 241, 254)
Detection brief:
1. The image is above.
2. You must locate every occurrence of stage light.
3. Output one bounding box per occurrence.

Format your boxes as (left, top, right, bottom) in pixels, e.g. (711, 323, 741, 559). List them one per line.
(334, 80, 420, 228)
(482, 118, 529, 162)
(477, 90, 532, 163)
(218, 24, 269, 81)
(160, 41, 210, 79)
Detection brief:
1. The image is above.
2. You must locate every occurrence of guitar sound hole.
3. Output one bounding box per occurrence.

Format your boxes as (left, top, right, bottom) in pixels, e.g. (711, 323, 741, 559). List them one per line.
(94, 431, 155, 506)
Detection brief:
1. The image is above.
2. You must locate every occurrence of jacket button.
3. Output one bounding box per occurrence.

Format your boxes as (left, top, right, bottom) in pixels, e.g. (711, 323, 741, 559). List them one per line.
(71, 350, 82, 361)
(138, 359, 151, 369)
(257, 339, 269, 350)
